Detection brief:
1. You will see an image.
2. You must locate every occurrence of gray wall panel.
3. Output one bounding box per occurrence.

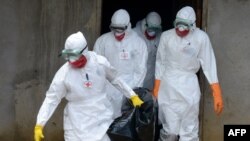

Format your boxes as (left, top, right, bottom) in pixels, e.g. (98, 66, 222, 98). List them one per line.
(203, 0, 250, 140)
(0, 0, 101, 140)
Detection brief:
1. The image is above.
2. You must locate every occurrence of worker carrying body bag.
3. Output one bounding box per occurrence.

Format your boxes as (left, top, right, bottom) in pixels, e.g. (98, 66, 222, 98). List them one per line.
(107, 87, 158, 141)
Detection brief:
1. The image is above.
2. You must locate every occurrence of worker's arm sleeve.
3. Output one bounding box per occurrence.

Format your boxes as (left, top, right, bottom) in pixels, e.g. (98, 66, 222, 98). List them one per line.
(197, 33, 223, 115)
(36, 66, 67, 126)
(198, 33, 219, 84)
(99, 56, 136, 98)
(155, 34, 166, 80)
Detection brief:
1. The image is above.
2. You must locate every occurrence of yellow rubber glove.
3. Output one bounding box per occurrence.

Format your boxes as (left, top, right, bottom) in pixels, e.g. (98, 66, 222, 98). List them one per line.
(130, 95, 144, 107)
(34, 125, 44, 141)
(210, 83, 224, 116)
(153, 79, 161, 98)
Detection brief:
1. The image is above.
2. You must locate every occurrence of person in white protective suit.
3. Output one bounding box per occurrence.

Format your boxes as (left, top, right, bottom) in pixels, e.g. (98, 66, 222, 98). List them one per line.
(93, 9, 148, 119)
(133, 11, 162, 90)
(152, 6, 224, 141)
(33, 31, 144, 141)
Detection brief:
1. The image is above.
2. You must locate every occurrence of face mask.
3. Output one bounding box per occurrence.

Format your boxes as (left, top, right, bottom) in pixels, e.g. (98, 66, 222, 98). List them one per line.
(174, 19, 193, 37)
(110, 25, 127, 41)
(69, 55, 87, 68)
(114, 32, 125, 41)
(175, 24, 190, 37)
(144, 30, 156, 40)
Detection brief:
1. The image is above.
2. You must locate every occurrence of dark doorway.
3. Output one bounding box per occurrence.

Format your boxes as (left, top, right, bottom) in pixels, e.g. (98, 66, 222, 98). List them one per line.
(100, 0, 204, 140)
(101, 0, 203, 34)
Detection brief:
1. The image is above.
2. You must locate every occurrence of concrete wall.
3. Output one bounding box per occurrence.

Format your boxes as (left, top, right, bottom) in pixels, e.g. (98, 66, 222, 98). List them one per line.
(202, 0, 250, 140)
(0, 0, 101, 140)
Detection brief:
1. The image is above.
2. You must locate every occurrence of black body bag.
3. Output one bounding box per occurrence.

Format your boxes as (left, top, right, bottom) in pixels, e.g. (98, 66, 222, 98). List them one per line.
(107, 87, 158, 141)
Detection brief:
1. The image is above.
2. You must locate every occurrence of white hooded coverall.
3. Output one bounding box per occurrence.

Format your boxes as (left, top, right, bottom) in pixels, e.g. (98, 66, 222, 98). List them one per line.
(156, 6, 219, 141)
(93, 9, 148, 118)
(133, 12, 162, 90)
(36, 32, 137, 141)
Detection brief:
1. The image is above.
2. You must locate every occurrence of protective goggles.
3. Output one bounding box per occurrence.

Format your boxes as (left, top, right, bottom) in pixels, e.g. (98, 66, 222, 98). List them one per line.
(175, 23, 190, 31)
(145, 23, 162, 33)
(109, 25, 128, 33)
(59, 45, 87, 61)
(173, 18, 194, 29)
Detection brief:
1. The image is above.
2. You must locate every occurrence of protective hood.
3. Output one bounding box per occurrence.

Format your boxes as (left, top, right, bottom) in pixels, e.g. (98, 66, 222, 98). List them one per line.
(141, 12, 162, 35)
(145, 12, 162, 29)
(110, 9, 132, 39)
(111, 9, 130, 28)
(175, 6, 196, 32)
(176, 6, 196, 23)
(64, 31, 89, 55)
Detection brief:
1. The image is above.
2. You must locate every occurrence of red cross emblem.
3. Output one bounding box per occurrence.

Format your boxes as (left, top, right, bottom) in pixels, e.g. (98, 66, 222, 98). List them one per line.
(122, 53, 128, 58)
(84, 81, 92, 88)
